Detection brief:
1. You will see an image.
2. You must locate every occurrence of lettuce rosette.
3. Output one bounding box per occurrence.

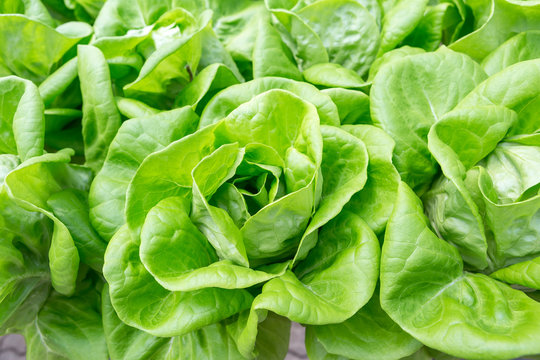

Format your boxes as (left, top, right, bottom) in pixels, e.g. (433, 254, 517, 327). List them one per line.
(17, 0, 247, 169)
(0, 75, 108, 358)
(6, 0, 540, 358)
(370, 40, 540, 359)
(99, 74, 400, 357)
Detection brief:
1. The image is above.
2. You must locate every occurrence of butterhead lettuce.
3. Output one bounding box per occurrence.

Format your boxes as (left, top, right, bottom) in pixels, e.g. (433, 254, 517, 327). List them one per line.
(0, 0, 540, 359)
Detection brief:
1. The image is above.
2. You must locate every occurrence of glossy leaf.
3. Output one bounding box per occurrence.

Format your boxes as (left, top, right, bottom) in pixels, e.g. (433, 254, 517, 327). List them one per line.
(303, 63, 367, 89)
(25, 289, 107, 360)
(371, 47, 486, 192)
(321, 88, 370, 125)
(378, 0, 428, 55)
(0, 181, 49, 334)
(482, 31, 540, 75)
(102, 284, 169, 360)
(0, 76, 44, 161)
(0, 16, 91, 83)
(342, 125, 400, 235)
(458, 59, 540, 136)
(306, 292, 422, 360)
(175, 64, 240, 113)
(252, 18, 302, 80)
(491, 256, 540, 290)
(5, 150, 92, 295)
(78, 45, 121, 173)
(47, 189, 106, 272)
(449, 0, 540, 61)
(381, 182, 540, 359)
(297, 0, 380, 75)
(103, 225, 253, 337)
(236, 211, 379, 357)
(89, 107, 198, 240)
(199, 77, 340, 127)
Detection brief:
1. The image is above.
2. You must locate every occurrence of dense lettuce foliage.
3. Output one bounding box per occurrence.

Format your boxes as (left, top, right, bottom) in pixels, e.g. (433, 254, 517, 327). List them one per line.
(1, 0, 540, 359)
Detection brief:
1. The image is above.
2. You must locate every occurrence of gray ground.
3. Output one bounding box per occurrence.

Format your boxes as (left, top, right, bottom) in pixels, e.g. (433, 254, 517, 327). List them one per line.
(0, 323, 307, 359)
(0, 335, 25, 360)
(287, 322, 308, 360)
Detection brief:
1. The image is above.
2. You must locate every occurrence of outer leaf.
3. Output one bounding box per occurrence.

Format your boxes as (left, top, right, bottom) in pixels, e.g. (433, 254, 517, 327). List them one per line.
(307, 292, 422, 360)
(378, 0, 429, 54)
(89, 107, 198, 240)
(371, 47, 486, 192)
(0, 76, 44, 161)
(236, 211, 379, 358)
(303, 63, 366, 89)
(478, 166, 540, 266)
(103, 225, 253, 337)
(367, 46, 425, 82)
(0, 175, 49, 334)
(321, 88, 370, 125)
(482, 31, 540, 75)
(342, 125, 400, 235)
(491, 256, 540, 290)
(5, 150, 92, 295)
(0, 16, 91, 83)
(449, 0, 540, 61)
(270, 9, 329, 70)
(78, 45, 122, 173)
(292, 125, 368, 262)
(24, 289, 107, 360)
(175, 64, 240, 113)
(47, 189, 106, 272)
(380, 182, 540, 360)
(102, 284, 168, 360)
(424, 106, 516, 269)
(457, 59, 540, 136)
(297, 0, 380, 75)
(252, 18, 302, 80)
(123, 28, 203, 108)
(402, 3, 452, 52)
(199, 77, 340, 127)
